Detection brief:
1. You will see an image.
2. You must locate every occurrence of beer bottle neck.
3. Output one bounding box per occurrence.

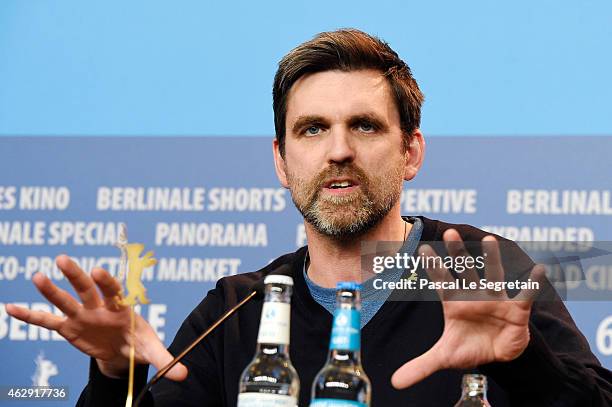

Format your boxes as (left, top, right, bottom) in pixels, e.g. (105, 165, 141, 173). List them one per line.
(256, 283, 292, 350)
(256, 342, 290, 357)
(460, 374, 488, 399)
(328, 303, 362, 364)
(328, 348, 362, 365)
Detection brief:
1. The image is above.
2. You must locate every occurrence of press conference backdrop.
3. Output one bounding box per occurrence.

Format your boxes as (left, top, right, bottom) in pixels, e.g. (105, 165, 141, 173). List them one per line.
(0, 136, 610, 406)
(2, 1, 612, 406)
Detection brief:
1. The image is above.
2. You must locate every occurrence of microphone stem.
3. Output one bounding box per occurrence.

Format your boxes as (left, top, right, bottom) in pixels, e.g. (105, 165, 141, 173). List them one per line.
(134, 290, 258, 406)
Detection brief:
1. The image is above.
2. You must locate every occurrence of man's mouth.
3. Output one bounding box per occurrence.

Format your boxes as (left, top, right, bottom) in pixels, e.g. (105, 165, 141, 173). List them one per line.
(329, 181, 353, 189)
(323, 178, 360, 193)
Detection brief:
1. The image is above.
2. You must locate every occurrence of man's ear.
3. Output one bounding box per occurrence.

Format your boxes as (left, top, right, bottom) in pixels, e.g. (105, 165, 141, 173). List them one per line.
(404, 129, 425, 181)
(273, 139, 290, 188)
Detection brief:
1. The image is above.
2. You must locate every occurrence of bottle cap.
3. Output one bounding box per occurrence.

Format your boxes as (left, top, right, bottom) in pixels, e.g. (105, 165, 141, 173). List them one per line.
(336, 281, 361, 291)
(264, 274, 294, 286)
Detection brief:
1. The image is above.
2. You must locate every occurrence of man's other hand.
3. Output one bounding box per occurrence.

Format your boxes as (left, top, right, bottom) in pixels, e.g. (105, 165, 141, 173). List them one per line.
(5, 255, 187, 381)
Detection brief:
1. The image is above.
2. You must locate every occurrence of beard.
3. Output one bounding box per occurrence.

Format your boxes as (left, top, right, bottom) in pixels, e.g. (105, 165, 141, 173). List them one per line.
(286, 161, 404, 239)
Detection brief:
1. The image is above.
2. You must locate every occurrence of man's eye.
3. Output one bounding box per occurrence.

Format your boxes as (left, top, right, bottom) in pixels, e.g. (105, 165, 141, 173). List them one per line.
(358, 122, 375, 133)
(306, 126, 321, 135)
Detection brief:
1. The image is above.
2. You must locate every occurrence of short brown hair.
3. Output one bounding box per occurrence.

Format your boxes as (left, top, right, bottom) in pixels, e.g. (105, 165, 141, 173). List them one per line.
(273, 28, 424, 156)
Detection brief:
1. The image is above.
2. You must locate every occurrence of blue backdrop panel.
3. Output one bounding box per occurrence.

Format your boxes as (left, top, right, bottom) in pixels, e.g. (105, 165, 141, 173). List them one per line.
(0, 136, 610, 406)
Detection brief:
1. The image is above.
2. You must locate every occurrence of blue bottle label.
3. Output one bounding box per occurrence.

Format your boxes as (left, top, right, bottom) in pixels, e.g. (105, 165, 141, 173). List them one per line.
(310, 399, 366, 407)
(329, 309, 360, 351)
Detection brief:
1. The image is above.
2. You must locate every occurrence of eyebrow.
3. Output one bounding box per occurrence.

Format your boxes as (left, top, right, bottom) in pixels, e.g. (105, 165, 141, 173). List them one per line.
(290, 112, 389, 135)
(347, 113, 388, 131)
(291, 115, 328, 135)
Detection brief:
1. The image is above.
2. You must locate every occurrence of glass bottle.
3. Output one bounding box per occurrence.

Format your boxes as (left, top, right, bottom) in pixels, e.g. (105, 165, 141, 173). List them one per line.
(310, 282, 371, 406)
(454, 374, 491, 406)
(238, 275, 300, 407)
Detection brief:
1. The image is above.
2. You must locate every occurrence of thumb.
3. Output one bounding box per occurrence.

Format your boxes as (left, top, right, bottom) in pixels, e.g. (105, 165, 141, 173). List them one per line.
(391, 346, 443, 389)
(146, 341, 188, 382)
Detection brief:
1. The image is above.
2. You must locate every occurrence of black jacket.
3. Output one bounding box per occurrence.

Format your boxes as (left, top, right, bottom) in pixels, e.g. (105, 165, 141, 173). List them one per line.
(78, 216, 612, 406)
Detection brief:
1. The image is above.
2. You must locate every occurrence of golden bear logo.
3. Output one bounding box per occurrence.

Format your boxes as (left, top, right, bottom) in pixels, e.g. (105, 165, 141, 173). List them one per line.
(119, 243, 157, 306)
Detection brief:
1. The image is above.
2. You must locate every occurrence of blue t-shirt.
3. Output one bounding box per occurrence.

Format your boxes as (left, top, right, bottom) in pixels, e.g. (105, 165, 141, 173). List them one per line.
(303, 217, 424, 328)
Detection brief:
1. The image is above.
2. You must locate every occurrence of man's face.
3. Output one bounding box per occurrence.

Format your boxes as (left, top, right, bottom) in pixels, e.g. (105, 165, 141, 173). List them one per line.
(276, 69, 411, 238)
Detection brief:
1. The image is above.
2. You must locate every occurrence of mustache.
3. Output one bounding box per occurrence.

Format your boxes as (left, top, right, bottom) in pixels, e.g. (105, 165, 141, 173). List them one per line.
(312, 163, 369, 190)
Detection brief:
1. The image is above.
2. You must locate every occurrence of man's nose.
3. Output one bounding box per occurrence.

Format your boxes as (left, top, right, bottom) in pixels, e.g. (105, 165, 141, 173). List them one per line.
(326, 127, 356, 164)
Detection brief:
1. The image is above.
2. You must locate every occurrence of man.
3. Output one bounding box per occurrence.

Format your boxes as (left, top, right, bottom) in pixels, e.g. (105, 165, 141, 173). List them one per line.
(6, 29, 611, 406)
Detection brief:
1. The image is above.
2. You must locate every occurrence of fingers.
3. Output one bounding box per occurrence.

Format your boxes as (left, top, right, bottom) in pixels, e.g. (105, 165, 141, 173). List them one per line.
(420, 244, 454, 299)
(514, 264, 546, 302)
(56, 255, 102, 309)
(420, 244, 453, 283)
(146, 341, 188, 382)
(32, 272, 81, 317)
(5, 303, 64, 331)
(391, 346, 443, 389)
(482, 235, 504, 284)
(443, 229, 479, 284)
(91, 268, 124, 311)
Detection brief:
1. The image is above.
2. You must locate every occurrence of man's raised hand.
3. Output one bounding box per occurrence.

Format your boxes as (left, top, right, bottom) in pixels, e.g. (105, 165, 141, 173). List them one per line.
(4, 255, 187, 381)
(391, 229, 544, 389)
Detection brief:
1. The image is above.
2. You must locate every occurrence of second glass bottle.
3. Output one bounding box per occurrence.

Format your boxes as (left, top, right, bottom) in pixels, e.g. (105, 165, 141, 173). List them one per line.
(310, 282, 371, 406)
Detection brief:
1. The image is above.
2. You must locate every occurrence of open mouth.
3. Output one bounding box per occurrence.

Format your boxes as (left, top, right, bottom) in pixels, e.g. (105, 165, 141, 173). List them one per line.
(323, 179, 359, 192)
(328, 181, 353, 189)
